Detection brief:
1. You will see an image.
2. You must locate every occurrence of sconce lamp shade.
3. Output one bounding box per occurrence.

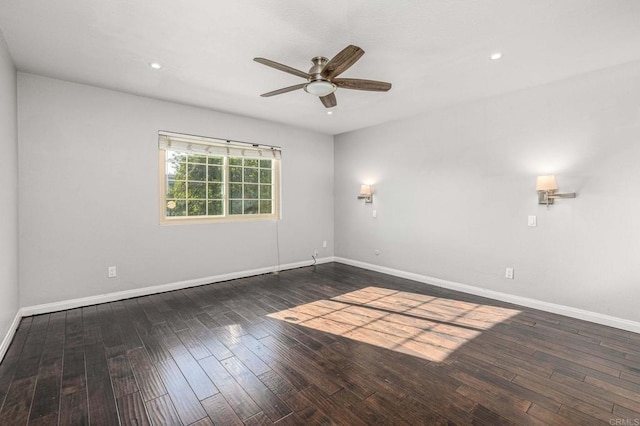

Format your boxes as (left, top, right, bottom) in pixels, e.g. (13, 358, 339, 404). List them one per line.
(536, 175, 558, 192)
(359, 184, 372, 196)
(357, 184, 373, 203)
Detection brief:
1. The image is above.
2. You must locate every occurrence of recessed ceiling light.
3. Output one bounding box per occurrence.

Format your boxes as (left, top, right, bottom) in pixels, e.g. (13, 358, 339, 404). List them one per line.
(327, 111, 333, 115)
(149, 62, 162, 70)
(490, 52, 503, 60)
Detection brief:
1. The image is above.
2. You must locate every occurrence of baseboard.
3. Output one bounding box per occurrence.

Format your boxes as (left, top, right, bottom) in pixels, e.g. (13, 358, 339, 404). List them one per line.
(0, 311, 22, 362)
(20, 256, 335, 317)
(16, 254, 636, 344)
(334, 257, 640, 334)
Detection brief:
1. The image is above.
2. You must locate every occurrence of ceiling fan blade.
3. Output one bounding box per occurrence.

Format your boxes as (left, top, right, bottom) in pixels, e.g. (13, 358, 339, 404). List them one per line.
(254, 58, 310, 79)
(321, 45, 365, 79)
(320, 93, 337, 108)
(260, 83, 307, 97)
(333, 78, 392, 92)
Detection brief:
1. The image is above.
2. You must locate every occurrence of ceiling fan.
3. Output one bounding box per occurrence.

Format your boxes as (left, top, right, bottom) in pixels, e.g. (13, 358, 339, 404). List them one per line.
(254, 45, 392, 108)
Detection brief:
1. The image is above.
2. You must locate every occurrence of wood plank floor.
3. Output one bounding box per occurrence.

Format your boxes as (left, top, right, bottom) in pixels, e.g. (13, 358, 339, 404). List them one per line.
(1, 263, 640, 425)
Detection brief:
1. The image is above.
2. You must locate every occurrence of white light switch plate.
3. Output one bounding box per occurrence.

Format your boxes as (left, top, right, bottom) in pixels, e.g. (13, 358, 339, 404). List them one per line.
(505, 267, 514, 279)
(528, 215, 537, 227)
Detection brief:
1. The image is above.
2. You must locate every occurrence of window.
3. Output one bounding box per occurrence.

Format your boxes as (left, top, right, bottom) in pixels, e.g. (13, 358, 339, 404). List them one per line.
(159, 131, 280, 223)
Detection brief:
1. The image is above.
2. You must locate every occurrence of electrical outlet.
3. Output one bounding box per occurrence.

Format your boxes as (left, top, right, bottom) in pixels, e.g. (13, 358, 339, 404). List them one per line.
(375, 249, 380, 256)
(314, 250, 319, 257)
(322, 240, 327, 248)
(505, 267, 514, 279)
(108, 266, 117, 278)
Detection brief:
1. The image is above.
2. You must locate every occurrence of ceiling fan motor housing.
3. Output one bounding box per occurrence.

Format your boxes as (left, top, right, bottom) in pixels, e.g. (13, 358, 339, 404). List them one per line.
(305, 56, 336, 96)
(309, 56, 329, 79)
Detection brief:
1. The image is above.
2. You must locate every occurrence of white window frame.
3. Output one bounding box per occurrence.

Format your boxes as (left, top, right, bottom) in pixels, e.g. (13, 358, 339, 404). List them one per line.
(158, 131, 281, 224)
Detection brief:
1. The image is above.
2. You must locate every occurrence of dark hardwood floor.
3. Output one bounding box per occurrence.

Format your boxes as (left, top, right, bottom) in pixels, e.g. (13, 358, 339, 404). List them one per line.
(1, 262, 639, 425)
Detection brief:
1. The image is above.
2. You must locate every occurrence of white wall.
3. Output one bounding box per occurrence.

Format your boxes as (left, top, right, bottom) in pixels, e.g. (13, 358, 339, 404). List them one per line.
(335, 60, 640, 322)
(0, 33, 19, 341)
(18, 74, 334, 307)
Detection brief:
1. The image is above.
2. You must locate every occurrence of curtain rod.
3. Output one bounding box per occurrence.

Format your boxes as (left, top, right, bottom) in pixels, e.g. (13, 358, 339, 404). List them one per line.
(158, 130, 281, 150)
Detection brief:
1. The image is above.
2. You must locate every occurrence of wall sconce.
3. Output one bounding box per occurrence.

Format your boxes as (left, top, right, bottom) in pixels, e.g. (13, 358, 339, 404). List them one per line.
(357, 184, 373, 203)
(536, 175, 576, 206)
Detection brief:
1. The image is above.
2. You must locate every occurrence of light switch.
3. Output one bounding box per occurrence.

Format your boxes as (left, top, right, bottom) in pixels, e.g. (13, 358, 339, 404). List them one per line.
(528, 215, 537, 227)
(372, 210, 377, 218)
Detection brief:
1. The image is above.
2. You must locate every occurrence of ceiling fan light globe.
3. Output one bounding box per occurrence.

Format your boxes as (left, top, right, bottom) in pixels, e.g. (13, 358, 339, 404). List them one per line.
(304, 81, 336, 97)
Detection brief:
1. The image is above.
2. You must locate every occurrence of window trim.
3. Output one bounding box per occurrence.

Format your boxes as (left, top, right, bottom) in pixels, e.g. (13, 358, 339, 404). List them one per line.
(158, 136, 281, 225)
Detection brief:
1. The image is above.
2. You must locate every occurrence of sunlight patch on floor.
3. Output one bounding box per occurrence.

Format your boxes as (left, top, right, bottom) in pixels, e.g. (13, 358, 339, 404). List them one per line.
(267, 286, 521, 362)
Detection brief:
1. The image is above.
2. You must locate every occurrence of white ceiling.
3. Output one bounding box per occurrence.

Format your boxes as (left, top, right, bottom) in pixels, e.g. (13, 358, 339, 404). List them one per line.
(1, 0, 640, 135)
